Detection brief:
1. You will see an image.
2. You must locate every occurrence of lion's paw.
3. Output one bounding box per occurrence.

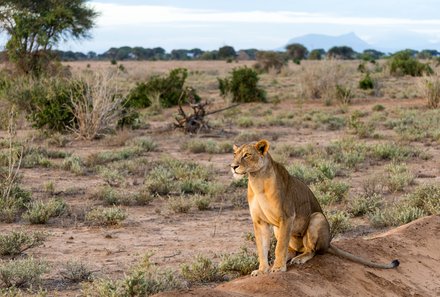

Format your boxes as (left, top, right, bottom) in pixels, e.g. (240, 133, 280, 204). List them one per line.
(251, 269, 268, 276)
(270, 265, 287, 273)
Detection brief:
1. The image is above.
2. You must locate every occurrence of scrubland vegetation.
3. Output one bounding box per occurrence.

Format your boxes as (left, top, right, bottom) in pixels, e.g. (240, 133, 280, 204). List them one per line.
(0, 52, 439, 296)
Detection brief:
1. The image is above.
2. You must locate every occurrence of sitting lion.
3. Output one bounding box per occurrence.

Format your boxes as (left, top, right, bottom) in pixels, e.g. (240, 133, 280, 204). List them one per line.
(230, 139, 399, 276)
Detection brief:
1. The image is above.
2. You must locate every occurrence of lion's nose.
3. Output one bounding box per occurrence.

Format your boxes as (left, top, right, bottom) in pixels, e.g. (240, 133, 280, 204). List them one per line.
(231, 164, 239, 170)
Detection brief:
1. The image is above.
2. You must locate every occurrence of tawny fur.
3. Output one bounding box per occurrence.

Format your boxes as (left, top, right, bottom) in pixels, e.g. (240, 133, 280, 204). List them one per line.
(231, 139, 399, 276)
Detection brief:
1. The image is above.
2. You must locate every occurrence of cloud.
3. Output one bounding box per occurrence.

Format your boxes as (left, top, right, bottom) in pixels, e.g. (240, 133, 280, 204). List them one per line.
(91, 2, 440, 27)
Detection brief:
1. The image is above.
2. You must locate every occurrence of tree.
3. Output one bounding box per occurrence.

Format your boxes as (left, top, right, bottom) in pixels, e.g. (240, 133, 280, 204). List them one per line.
(308, 49, 325, 60)
(286, 43, 308, 62)
(0, 0, 98, 75)
(327, 46, 357, 60)
(255, 51, 288, 73)
(360, 49, 385, 61)
(218, 45, 236, 60)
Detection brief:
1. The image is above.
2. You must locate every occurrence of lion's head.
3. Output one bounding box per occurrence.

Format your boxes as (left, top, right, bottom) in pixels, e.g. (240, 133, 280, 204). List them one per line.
(230, 139, 271, 179)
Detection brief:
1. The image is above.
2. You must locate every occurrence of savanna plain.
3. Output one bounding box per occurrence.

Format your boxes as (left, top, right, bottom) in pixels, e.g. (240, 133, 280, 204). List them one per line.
(0, 59, 439, 296)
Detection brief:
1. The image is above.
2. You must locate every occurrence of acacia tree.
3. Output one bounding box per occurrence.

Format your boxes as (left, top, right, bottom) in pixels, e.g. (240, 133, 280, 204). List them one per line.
(0, 0, 98, 75)
(286, 43, 308, 62)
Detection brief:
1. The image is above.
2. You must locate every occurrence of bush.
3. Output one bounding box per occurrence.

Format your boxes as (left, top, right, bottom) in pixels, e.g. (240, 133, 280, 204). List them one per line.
(405, 184, 440, 215)
(384, 162, 415, 192)
(125, 68, 200, 108)
(0, 231, 46, 257)
(219, 247, 258, 277)
(218, 66, 266, 103)
(287, 163, 325, 185)
(326, 210, 351, 238)
(311, 179, 350, 205)
(181, 139, 232, 154)
(60, 261, 93, 283)
(349, 193, 382, 217)
(419, 74, 440, 108)
(192, 195, 211, 211)
(389, 51, 433, 76)
(22, 199, 67, 224)
(167, 196, 192, 213)
(62, 155, 85, 175)
(82, 253, 182, 296)
(181, 255, 223, 283)
(359, 73, 374, 90)
(254, 51, 288, 73)
(0, 257, 48, 289)
(3, 76, 78, 132)
(85, 207, 127, 226)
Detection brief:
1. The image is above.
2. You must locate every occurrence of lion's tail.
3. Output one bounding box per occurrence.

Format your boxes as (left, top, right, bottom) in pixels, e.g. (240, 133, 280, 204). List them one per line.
(328, 244, 399, 269)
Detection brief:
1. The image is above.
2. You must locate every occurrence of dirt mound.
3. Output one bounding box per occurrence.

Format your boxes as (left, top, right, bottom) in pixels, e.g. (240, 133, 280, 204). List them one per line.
(156, 215, 440, 297)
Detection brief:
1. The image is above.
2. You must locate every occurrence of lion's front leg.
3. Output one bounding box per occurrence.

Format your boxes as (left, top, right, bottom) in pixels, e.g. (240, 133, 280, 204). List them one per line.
(271, 218, 293, 273)
(251, 219, 271, 276)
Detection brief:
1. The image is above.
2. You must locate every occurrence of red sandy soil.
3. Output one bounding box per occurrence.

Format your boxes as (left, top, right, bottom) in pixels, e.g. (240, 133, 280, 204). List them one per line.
(156, 215, 440, 297)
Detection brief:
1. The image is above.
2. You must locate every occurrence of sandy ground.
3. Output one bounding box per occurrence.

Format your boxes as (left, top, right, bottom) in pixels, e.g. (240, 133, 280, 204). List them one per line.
(156, 215, 440, 297)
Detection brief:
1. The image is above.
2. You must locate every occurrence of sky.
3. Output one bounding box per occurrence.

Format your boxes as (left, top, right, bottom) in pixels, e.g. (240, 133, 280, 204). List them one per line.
(56, 0, 440, 53)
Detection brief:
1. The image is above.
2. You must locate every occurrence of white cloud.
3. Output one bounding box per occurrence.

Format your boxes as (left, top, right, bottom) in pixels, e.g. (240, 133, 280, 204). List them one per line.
(91, 2, 440, 27)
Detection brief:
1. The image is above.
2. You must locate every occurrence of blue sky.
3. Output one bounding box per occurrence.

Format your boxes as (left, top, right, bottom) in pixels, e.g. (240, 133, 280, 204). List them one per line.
(58, 0, 440, 53)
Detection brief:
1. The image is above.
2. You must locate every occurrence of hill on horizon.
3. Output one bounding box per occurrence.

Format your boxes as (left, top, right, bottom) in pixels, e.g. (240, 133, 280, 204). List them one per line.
(285, 32, 372, 52)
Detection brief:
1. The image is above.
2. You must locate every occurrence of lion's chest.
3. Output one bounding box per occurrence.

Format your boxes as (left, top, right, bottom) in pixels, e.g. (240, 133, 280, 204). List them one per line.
(249, 192, 281, 226)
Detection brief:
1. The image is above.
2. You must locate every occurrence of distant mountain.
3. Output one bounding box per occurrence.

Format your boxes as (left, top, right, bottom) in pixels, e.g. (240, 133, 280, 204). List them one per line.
(286, 32, 372, 52)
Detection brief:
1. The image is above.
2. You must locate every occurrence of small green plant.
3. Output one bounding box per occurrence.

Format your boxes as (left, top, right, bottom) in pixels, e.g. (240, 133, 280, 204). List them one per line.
(372, 104, 385, 112)
(0, 257, 48, 289)
(348, 113, 375, 138)
(420, 74, 440, 108)
(311, 179, 350, 205)
(370, 142, 419, 161)
(22, 199, 67, 224)
(181, 255, 223, 283)
(404, 184, 440, 215)
(369, 204, 425, 227)
(384, 162, 415, 192)
(60, 261, 93, 283)
(348, 193, 382, 217)
(85, 207, 127, 226)
(326, 210, 351, 238)
(359, 73, 374, 90)
(218, 66, 266, 103)
(62, 155, 84, 175)
(82, 253, 182, 296)
(167, 196, 192, 213)
(192, 195, 211, 211)
(181, 139, 232, 154)
(236, 117, 254, 128)
(0, 231, 46, 256)
(219, 247, 258, 277)
(334, 84, 353, 105)
(287, 163, 325, 185)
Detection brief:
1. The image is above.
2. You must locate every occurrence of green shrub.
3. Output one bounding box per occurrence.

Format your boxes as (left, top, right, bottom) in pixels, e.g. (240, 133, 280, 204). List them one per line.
(62, 155, 85, 175)
(0, 257, 48, 289)
(348, 113, 375, 138)
(181, 255, 223, 283)
(348, 193, 382, 217)
(167, 196, 192, 213)
(325, 138, 368, 169)
(370, 143, 419, 161)
(405, 184, 440, 215)
(85, 207, 127, 226)
(82, 253, 182, 296)
(0, 186, 32, 223)
(389, 50, 433, 76)
(359, 73, 374, 90)
(192, 195, 211, 211)
(384, 162, 415, 192)
(326, 210, 351, 237)
(236, 117, 254, 128)
(0, 231, 46, 257)
(125, 68, 200, 108)
(334, 84, 353, 105)
(287, 163, 325, 185)
(181, 139, 232, 154)
(312, 179, 349, 205)
(218, 66, 266, 103)
(3, 77, 78, 132)
(369, 205, 425, 227)
(254, 51, 288, 73)
(420, 74, 440, 108)
(22, 199, 67, 224)
(372, 104, 385, 111)
(219, 247, 258, 277)
(60, 261, 93, 283)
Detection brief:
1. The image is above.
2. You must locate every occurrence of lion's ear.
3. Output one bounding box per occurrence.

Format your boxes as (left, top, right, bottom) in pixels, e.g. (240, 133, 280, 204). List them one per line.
(255, 139, 270, 155)
(233, 144, 239, 152)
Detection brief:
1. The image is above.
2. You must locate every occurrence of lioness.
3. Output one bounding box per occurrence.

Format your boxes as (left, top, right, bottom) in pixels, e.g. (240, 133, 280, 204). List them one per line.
(231, 139, 399, 276)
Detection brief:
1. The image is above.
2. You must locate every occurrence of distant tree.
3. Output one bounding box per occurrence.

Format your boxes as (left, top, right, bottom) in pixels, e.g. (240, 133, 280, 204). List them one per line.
(389, 50, 433, 76)
(360, 49, 385, 61)
(189, 48, 204, 59)
(286, 43, 308, 62)
(308, 49, 326, 60)
(327, 46, 357, 60)
(199, 50, 218, 60)
(87, 51, 97, 59)
(417, 49, 440, 59)
(115, 46, 133, 60)
(218, 46, 236, 60)
(241, 49, 258, 60)
(171, 49, 190, 60)
(0, 0, 98, 75)
(255, 51, 288, 73)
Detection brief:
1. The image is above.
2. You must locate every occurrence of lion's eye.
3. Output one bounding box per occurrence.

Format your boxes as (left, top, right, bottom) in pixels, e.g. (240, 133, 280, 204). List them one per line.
(244, 153, 251, 158)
